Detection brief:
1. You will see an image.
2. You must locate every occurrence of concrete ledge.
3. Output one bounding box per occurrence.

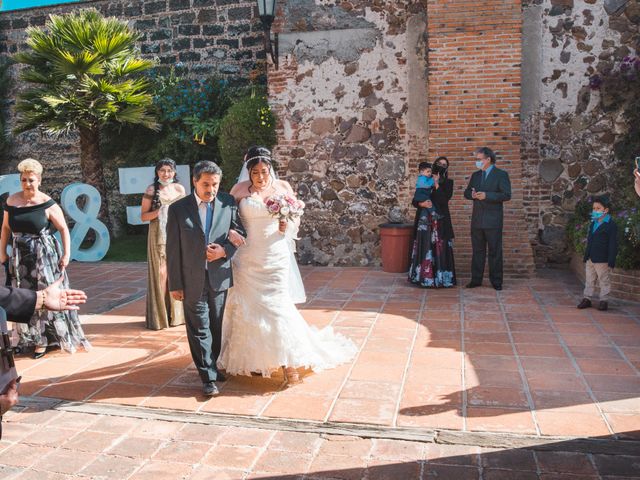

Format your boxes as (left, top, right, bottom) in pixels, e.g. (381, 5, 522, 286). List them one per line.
(29, 398, 640, 456)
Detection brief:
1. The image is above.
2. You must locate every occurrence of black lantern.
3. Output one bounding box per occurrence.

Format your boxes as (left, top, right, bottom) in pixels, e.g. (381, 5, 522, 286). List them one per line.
(257, 0, 278, 69)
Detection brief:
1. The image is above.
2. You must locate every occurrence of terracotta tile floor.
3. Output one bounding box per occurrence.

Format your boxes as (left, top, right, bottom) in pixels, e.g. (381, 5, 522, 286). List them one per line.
(8, 266, 640, 439)
(1, 409, 639, 480)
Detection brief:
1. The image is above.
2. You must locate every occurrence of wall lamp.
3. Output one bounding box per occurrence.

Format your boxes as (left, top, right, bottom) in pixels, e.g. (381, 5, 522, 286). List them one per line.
(257, 0, 278, 69)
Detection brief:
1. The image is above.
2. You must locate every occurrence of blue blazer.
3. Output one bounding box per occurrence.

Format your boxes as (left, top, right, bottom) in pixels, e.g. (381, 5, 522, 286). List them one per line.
(584, 219, 618, 268)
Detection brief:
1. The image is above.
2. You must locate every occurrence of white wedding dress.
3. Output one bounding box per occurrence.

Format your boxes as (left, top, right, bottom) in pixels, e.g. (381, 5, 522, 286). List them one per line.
(218, 194, 357, 377)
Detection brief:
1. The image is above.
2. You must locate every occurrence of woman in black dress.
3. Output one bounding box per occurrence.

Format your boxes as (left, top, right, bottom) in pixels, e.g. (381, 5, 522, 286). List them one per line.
(0, 159, 90, 358)
(408, 156, 456, 287)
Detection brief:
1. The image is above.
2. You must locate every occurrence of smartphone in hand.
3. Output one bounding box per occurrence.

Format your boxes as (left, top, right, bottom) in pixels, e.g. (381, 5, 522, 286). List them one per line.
(635, 156, 640, 171)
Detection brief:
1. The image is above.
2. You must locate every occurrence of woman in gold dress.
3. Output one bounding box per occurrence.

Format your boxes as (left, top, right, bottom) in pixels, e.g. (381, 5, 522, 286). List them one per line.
(141, 159, 186, 330)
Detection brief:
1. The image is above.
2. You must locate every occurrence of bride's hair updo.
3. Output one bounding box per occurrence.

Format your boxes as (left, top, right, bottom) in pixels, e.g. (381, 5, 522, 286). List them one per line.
(245, 146, 273, 172)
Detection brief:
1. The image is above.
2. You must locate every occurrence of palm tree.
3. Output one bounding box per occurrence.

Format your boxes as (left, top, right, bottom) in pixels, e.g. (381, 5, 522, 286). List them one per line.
(13, 9, 158, 223)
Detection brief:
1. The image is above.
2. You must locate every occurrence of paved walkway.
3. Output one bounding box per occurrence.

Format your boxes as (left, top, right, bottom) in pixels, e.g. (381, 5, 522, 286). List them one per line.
(1, 406, 638, 479)
(1, 264, 639, 478)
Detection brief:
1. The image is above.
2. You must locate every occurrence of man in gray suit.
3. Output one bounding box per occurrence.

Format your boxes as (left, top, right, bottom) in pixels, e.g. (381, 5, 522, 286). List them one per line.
(166, 161, 244, 396)
(463, 147, 512, 290)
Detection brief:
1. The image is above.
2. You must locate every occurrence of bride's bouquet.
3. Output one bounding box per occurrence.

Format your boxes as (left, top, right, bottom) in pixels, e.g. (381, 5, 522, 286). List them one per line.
(265, 194, 305, 222)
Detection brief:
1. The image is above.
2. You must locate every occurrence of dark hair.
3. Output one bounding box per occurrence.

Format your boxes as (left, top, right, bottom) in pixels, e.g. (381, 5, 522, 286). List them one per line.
(592, 195, 611, 209)
(433, 156, 449, 179)
(245, 146, 274, 179)
(193, 160, 222, 181)
(245, 145, 271, 161)
(151, 158, 178, 211)
(418, 162, 432, 171)
(476, 147, 496, 164)
(435, 156, 449, 168)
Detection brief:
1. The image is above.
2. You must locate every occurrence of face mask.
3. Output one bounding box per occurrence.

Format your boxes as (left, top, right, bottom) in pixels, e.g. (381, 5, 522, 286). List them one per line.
(475, 161, 484, 170)
(591, 211, 605, 220)
(158, 179, 173, 186)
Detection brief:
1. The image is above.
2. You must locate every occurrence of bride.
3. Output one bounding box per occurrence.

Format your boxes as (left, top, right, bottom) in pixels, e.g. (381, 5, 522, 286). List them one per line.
(218, 146, 356, 385)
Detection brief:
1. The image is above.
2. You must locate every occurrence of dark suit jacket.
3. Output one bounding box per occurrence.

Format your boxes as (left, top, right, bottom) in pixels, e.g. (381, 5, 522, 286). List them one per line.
(584, 219, 618, 268)
(0, 286, 35, 323)
(463, 167, 511, 229)
(166, 192, 244, 303)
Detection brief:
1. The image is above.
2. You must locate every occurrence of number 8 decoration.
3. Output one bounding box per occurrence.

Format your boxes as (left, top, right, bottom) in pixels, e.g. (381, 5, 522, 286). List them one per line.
(60, 183, 110, 262)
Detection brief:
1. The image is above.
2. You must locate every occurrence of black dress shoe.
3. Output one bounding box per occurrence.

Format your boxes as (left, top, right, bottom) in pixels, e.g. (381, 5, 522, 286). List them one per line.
(492, 284, 502, 291)
(597, 301, 608, 311)
(465, 282, 481, 288)
(202, 382, 220, 396)
(576, 298, 592, 309)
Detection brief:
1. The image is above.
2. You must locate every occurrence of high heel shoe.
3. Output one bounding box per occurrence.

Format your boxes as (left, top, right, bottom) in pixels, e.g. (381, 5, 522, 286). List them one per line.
(283, 366, 302, 386)
(33, 347, 46, 359)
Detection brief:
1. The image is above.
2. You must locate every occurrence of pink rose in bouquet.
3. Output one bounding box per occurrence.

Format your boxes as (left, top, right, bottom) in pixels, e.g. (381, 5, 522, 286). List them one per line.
(265, 194, 305, 222)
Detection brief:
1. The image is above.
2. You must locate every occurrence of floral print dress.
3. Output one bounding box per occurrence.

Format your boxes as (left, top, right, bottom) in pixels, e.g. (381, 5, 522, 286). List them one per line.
(7, 200, 90, 352)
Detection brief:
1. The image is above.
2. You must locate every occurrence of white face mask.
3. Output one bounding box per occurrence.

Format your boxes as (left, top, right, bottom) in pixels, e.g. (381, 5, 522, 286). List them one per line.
(158, 179, 173, 187)
(475, 160, 484, 170)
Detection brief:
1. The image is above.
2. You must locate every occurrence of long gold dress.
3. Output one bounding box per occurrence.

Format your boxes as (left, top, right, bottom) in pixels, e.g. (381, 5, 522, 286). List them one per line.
(145, 188, 185, 330)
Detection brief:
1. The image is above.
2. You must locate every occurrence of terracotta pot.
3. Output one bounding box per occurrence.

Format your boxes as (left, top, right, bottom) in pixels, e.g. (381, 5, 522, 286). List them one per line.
(379, 223, 414, 273)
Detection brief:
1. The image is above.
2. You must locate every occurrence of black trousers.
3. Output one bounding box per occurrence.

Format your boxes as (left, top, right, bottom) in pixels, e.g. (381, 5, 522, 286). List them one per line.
(183, 279, 227, 383)
(470, 227, 503, 287)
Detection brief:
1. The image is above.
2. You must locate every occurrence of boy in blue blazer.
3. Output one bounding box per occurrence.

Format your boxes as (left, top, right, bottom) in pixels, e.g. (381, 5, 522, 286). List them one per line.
(577, 196, 618, 311)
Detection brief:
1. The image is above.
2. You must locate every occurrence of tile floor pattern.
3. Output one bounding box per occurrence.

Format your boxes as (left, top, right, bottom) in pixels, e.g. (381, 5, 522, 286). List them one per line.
(55, 262, 148, 314)
(11, 266, 640, 439)
(1, 409, 639, 479)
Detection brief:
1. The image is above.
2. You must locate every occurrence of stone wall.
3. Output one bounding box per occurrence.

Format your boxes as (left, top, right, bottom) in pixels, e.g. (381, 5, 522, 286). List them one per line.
(267, 0, 536, 274)
(0, 0, 263, 233)
(521, 0, 640, 266)
(268, 0, 429, 266)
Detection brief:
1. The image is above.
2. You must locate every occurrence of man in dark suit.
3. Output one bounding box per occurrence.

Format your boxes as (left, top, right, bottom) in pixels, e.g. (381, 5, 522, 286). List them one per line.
(166, 161, 244, 397)
(0, 279, 87, 434)
(463, 147, 512, 290)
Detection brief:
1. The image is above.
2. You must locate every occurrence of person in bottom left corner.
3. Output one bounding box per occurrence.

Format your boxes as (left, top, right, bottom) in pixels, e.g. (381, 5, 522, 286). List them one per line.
(0, 158, 91, 358)
(0, 278, 88, 437)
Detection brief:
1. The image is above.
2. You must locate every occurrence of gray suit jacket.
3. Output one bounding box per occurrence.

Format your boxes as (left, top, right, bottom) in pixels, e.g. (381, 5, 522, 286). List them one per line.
(166, 192, 244, 303)
(463, 166, 512, 229)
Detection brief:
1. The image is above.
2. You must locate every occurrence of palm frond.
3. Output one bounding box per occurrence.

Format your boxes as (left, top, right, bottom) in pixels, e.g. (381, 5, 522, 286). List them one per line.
(14, 8, 158, 135)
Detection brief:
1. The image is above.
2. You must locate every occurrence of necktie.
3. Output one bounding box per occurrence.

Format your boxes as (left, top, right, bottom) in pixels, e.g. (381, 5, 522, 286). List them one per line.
(204, 201, 213, 239)
(482, 170, 487, 183)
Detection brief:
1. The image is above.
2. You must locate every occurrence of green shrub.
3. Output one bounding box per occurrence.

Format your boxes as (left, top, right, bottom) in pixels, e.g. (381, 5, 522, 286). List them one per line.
(101, 73, 234, 170)
(218, 92, 276, 190)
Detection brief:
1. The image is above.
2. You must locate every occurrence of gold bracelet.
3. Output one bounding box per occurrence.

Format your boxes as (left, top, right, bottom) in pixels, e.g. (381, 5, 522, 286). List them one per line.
(39, 290, 47, 313)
